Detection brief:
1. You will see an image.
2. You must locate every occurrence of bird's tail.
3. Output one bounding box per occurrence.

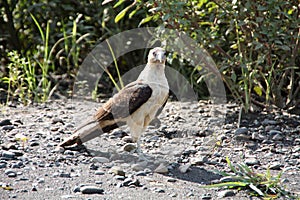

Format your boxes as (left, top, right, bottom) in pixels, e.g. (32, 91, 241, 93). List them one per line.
(59, 118, 121, 148)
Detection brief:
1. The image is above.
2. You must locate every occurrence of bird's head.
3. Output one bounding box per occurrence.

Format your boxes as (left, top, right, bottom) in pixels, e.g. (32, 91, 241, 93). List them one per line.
(148, 47, 166, 64)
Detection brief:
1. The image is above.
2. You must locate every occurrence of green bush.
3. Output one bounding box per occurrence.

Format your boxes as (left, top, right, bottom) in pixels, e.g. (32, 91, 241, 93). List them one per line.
(113, 0, 300, 113)
(1, 0, 299, 113)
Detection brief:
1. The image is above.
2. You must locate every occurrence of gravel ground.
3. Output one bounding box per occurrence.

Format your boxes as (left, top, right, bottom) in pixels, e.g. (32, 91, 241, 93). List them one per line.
(0, 99, 299, 200)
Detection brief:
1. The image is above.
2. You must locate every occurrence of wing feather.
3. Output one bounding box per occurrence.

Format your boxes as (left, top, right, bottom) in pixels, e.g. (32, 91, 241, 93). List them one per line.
(94, 81, 152, 122)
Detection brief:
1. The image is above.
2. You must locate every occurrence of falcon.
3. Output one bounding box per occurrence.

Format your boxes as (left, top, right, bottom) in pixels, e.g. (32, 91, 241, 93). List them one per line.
(59, 47, 169, 154)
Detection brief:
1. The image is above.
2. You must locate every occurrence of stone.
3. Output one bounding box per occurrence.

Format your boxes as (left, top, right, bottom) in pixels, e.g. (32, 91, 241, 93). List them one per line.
(179, 163, 191, 173)
(1, 150, 15, 159)
(1, 143, 17, 150)
(154, 163, 168, 174)
(95, 170, 105, 175)
(234, 127, 248, 135)
(123, 143, 136, 152)
(0, 119, 12, 126)
(59, 172, 71, 178)
(269, 162, 283, 170)
(5, 169, 17, 177)
(190, 156, 208, 165)
(122, 136, 133, 143)
(109, 166, 125, 176)
(201, 193, 212, 199)
(80, 186, 104, 194)
(245, 158, 260, 165)
(91, 157, 109, 163)
(218, 190, 235, 198)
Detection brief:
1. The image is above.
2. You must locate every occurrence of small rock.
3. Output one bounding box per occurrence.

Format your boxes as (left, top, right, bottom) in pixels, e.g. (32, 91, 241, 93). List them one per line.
(109, 166, 125, 176)
(201, 193, 212, 199)
(59, 172, 71, 178)
(218, 190, 235, 198)
(123, 143, 136, 152)
(154, 163, 168, 174)
(115, 175, 125, 180)
(269, 130, 282, 135)
(234, 127, 248, 135)
(169, 193, 178, 197)
(135, 171, 146, 176)
(73, 186, 81, 193)
(154, 188, 165, 193)
(271, 133, 284, 141)
(95, 170, 105, 175)
(245, 158, 260, 166)
(1, 150, 15, 159)
(2, 143, 17, 150)
(190, 156, 208, 165)
(269, 162, 283, 170)
(5, 169, 17, 177)
(2, 125, 14, 131)
(80, 186, 104, 194)
(91, 157, 109, 163)
(0, 162, 7, 168)
(122, 136, 133, 143)
(52, 118, 64, 124)
(167, 178, 177, 182)
(179, 164, 191, 173)
(30, 142, 40, 147)
(55, 146, 65, 153)
(262, 119, 277, 125)
(0, 119, 12, 126)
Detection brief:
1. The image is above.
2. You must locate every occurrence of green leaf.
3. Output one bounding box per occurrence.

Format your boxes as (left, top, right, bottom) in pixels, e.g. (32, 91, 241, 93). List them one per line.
(113, 0, 126, 8)
(138, 16, 153, 27)
(254, 86, 262, 96)
(202, 181, 248, 188)
(115, 7, 130, 23)
(249, 183, 264, 196)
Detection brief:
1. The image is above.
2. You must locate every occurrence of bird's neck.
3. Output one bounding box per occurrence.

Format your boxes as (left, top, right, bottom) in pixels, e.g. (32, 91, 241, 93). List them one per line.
(138, 63, 166, 84)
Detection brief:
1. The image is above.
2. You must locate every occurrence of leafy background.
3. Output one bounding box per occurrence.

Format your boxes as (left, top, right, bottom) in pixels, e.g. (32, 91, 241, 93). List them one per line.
(0, 0, 299, 114)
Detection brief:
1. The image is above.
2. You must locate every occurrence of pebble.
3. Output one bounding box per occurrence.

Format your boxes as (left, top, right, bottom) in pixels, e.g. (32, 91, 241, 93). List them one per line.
(262, 119, 277, 125)
(0, 119, 12, 126)
(217, 190, 235, 198)
(5, 169, 17, 177)
(271, 133, 284, 141)
(201, 193, 212, 199)
(1, 142, 17, 150)
(154, 163, 168, 174)
(2, 125, 14, 131)
(179, 163, 191, 173)
(1, 150, 15, 159)
(234, 127, 248, 135)
(59, 172, 71, 178)
(115, 175, 125, 180)
(95, 170, 105, 175)
(123, 143, 136, 152)
(91, 157, 109, 163)
(80, 186, 104, 194)
(190, 156, 208, 165)
(269, 162, 283, 170)
(245, 158, 260, 166)
(109, 166, 125, 176)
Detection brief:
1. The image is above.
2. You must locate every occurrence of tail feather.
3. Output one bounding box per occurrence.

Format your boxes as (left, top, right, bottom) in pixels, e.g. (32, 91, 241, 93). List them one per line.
(59, 118, 124, 148)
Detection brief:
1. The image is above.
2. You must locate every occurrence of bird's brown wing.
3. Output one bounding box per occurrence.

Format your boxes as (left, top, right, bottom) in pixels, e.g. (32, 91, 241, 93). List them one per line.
(94, 81, 153, 122)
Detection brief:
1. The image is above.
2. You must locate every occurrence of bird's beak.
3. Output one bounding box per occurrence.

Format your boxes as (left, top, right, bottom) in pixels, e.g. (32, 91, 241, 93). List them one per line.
(156, 51, 165, 63)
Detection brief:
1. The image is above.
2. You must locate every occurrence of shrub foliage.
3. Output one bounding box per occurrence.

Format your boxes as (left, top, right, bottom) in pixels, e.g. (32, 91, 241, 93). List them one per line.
(0, 0, 299, 113)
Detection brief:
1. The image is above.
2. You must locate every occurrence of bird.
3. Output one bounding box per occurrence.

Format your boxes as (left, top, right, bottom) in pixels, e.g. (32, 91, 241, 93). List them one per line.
(59, 47, 169, 155)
